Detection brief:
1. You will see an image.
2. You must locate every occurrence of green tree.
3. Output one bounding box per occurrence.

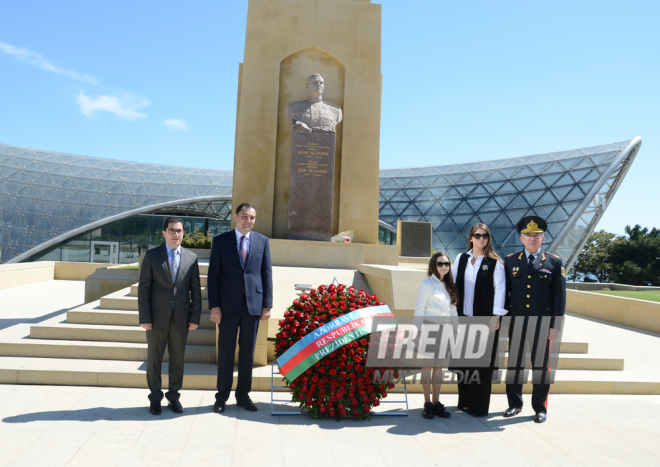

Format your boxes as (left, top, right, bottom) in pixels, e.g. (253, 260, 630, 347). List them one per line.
(572, 229, 617, 282)
(608, 225, 660, 286)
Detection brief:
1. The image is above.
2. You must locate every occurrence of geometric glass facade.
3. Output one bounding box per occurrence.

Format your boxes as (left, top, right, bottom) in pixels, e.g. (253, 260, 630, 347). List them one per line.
(0, 143, 232, 264)
(0, 138, 641, 269)
(379, 138, 641, 269)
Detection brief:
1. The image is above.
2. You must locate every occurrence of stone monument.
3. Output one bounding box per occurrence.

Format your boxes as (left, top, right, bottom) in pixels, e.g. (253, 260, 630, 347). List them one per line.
(285, 74, 342, 241)
(397, 221, 433, 257)
(230, 0, 382, 244)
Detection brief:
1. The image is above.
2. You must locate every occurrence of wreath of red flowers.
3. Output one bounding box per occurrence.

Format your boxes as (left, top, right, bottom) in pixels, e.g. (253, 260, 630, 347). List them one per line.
(275, 283, 399, 420)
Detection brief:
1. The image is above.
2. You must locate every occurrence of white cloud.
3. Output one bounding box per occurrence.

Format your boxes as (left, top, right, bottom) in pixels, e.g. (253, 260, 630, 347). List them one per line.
(163, 119, 187, 130)
(77, 92, 149, 120)
(0, 40, 100, 84)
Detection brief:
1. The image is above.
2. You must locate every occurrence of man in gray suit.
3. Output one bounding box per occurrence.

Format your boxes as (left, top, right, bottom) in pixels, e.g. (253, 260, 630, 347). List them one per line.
(138, 217, 202, 415)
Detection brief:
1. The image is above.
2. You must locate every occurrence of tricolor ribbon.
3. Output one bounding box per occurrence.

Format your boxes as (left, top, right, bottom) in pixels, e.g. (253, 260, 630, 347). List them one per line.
(276, 305, 394, 383)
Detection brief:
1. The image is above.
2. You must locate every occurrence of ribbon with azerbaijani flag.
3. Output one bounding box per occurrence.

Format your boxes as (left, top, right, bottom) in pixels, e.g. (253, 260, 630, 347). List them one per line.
(276, 304, 395, 383)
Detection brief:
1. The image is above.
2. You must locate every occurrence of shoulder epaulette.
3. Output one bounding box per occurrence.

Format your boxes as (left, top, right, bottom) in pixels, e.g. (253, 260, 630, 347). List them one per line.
(545, 252, 560, 259)
(323, 101, 341, 110)
(506, 252, 518, 258)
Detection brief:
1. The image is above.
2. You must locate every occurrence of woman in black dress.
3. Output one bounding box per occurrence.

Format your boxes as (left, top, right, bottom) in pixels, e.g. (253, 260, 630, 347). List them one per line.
(451, 223, 506, 417)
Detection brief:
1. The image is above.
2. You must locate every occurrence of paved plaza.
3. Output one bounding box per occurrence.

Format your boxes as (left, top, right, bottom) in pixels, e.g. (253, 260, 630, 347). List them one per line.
(2, 281, 660, 466)
(2, 385, 660, 466)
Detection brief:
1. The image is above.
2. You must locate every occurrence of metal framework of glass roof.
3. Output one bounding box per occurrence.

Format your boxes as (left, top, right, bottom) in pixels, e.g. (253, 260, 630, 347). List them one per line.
(380, 138, 641, 269)
(1, 138, 641, 268)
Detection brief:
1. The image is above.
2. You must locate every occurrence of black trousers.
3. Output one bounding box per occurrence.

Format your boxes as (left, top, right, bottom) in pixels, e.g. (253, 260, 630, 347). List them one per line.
(216, 297, 260, 403)
(146, 318, 189, 403)
(505, 317, 552, 414)
(456, 328, 499, 417)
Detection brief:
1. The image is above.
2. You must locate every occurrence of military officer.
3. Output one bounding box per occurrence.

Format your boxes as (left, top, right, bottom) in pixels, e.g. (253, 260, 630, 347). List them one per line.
(285, 74, 342, 133)
(503, 216, 566, 423)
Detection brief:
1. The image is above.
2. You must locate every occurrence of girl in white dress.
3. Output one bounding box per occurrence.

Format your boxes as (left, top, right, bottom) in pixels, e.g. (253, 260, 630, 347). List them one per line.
(414, 252, 459, 419)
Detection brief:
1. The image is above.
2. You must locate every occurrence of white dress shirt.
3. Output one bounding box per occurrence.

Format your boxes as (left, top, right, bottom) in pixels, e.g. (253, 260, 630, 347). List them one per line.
(414, 274, 458, 317)
(235, 229, 251, 254)
(451, 250, 507, 316)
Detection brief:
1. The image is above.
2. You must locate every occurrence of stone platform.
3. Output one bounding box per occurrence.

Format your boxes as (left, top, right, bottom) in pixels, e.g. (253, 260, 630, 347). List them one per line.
(1, 279, 659, 395)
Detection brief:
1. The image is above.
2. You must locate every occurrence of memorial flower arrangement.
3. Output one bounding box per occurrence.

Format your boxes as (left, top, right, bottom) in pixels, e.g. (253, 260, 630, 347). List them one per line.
(274, 283, 399, 420)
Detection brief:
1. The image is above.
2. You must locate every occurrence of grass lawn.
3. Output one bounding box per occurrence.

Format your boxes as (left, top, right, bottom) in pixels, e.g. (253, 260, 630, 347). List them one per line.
(592, 290, 660, 303)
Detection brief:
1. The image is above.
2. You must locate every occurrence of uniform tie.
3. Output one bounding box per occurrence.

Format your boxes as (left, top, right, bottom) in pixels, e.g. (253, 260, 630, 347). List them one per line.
(528, 254, 535, 270)
(170, 249, 180, 283)
(240, 235, 248, 268)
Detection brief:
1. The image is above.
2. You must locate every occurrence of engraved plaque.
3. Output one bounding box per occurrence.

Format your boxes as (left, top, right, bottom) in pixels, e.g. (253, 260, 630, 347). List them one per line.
(286, 131, 336, 241)
(397, 221, 433, 257)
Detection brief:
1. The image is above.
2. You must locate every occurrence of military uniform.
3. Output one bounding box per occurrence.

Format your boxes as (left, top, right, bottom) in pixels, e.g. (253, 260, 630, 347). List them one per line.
(504, 217, 566, 420)
(285, 99, 342, 133)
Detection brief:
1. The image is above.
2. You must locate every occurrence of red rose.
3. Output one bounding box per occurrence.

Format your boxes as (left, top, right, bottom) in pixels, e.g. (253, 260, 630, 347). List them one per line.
(311, 375, 319, 383)
(319, 406, 327, 414)
(373, 400, 380, 407)
(319, 390, 326, 398)
(351, 400, 358, 408)
(339, 371, 347, 379)
(329, 369, 337, 376)
(388, 383, 395, 389)
(362, 396, 370, 403)
(353, 410, 359, 417)
(299, 329, 307, 336)
(364, 406, 371, 413)
(318, 366, 326, 374)
(305, 399, 313, 406)
(337, 403, 345, 411)
(329, 409, 335, 417)
(281, 331, 288, 338)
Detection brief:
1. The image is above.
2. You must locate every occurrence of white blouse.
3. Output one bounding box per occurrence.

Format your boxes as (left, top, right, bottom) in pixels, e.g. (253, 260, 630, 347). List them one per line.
(414, 274, 458, 317)
(451, 250, 507, 316)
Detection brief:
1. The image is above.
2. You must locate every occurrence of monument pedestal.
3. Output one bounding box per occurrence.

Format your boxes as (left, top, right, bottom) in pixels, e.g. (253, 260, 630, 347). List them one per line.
(287, 131, 336, 241)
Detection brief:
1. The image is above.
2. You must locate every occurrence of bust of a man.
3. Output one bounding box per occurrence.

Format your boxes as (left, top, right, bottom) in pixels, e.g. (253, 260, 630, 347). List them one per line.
(285, 74, 343, 133)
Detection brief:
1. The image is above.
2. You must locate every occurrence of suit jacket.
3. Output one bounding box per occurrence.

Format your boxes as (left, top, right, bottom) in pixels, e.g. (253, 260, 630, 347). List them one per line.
(207, 230, 273, 316)
(504, 250, 566, 327)
(138, 245, 202, 331)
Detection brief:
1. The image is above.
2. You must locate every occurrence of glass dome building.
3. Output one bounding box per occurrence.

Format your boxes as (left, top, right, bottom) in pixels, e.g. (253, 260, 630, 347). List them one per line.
(0, 137, 641, 270)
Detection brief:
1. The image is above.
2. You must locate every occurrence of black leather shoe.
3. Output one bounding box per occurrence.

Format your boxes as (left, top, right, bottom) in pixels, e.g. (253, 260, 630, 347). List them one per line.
(168, 400, 183, 414)
(149, 401, 161, 415)
(237, 398, 258, 412)
(422, 402, 434, 419)
(503, 407, 522, 418)
(213, 401, 226, 414)
(433, 402, 451, 419)
(534, 412, 547, 423)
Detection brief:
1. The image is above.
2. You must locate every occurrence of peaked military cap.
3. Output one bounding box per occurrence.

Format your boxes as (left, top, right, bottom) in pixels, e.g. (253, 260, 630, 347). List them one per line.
(517, 216, 547, 234)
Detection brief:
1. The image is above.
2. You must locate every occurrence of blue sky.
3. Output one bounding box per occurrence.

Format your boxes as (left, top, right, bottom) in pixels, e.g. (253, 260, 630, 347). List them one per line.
(0, 0, 657, 235)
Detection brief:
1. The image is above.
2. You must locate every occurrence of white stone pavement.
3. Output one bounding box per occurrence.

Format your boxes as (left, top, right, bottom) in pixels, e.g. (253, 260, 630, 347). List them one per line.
(1, 385, 660, 467)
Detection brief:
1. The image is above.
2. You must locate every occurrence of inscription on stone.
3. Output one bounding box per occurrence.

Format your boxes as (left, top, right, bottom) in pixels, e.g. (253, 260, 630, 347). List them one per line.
(287, 131, 336, 241)
(397, 221, 433, 257)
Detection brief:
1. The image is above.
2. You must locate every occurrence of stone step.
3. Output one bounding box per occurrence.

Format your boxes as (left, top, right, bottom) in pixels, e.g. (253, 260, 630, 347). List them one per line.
(0, 357, 656, 394)
(66, 303, 215, 330)
(0, 337, 216, 363)
(29, 323, 216, 346)
(130, 284, 208, 300)
(101, 288, 210, 312)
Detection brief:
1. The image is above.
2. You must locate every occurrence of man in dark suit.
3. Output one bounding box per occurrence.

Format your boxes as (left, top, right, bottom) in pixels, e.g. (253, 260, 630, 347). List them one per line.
(208, 203, 273, 413)
(503, 216, 566, 423)
(138, 217, 202, 415)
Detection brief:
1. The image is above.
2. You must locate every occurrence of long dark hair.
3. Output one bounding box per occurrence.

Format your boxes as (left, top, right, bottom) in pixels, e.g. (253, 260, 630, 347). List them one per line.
(467, 223, 503, 263)
(427, 252, 459, 306)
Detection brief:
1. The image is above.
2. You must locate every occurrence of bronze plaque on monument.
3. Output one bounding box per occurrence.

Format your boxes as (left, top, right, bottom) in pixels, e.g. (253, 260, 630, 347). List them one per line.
(286, 74, 343, 241)
(287, 132, 336, 241)
(397, 221, 433, 257)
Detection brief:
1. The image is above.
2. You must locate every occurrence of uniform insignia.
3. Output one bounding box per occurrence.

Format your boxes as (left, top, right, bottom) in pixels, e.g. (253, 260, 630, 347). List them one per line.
(518, 252, 523, 260)
(482, 264, 489, 271)
(561, 266, 566, 278)
(542, 252, 546, 261)
(506, 252, 519, 258)
(540, 269, 552, 274)
(512, 266, 519, 275)
(546, 252, 560, 259)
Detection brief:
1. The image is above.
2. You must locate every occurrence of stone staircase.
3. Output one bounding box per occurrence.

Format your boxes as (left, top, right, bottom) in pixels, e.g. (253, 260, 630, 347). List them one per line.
(1, 262, 657, 394)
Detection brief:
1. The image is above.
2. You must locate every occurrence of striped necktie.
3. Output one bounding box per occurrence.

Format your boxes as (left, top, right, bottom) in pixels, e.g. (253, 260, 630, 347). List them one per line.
(240, 235, 248, 268)
(170, 249, 180, 283)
